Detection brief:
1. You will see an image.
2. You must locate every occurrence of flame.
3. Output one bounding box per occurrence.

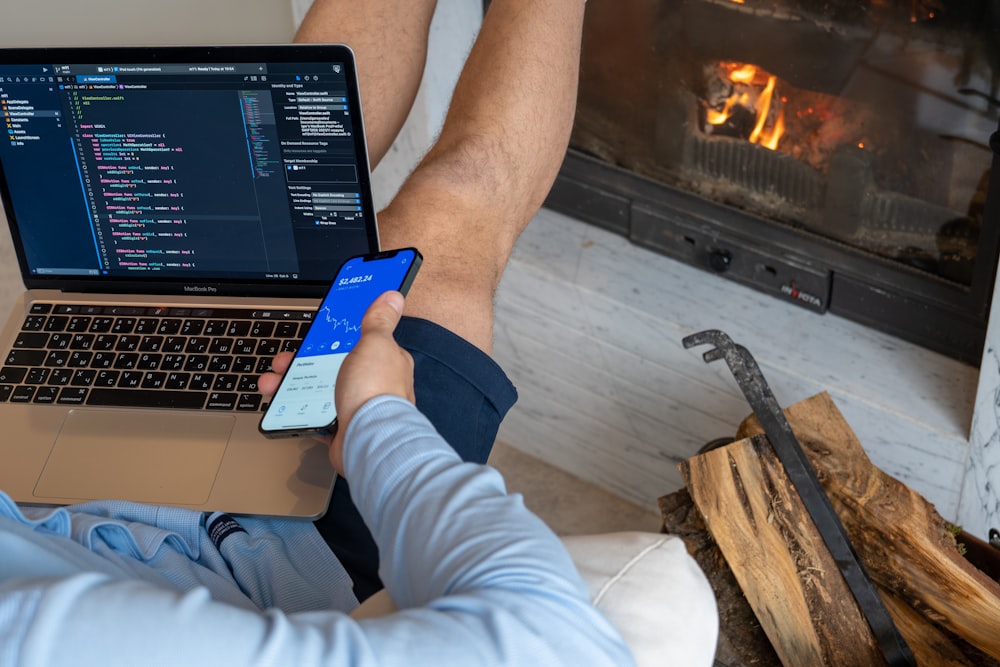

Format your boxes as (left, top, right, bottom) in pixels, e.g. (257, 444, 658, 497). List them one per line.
(705, 62, 786, 150)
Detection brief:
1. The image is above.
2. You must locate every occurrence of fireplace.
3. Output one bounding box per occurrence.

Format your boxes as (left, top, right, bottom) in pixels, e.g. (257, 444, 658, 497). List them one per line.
(544, 0, 1000, 364)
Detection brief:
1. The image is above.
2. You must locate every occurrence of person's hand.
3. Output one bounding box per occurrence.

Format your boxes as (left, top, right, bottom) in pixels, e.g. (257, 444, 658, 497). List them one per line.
(259, 291, 415, 474)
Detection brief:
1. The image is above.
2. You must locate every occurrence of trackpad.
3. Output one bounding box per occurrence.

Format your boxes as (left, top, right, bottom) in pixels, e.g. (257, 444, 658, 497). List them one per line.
(35, 410, 233, 505)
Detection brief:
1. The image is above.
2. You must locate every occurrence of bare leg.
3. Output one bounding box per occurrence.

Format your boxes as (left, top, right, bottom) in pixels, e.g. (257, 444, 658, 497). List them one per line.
(293, 0, 439, 167)
(378, 0, 586, 354)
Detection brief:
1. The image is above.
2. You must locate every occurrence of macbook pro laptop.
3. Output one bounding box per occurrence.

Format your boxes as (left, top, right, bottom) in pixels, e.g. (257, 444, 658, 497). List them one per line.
(0, 45, 379, 518)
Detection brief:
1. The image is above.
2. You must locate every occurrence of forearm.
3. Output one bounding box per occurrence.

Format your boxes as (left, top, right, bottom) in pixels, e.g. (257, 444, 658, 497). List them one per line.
(343, 396, 634, 666)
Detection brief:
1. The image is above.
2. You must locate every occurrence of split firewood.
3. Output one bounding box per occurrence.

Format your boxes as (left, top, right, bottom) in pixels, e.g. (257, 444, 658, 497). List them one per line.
(676, 391, 1000, 666)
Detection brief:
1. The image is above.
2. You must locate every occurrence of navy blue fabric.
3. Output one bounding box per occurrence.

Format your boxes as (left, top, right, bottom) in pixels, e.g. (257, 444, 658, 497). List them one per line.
(313, 316, 518, 600)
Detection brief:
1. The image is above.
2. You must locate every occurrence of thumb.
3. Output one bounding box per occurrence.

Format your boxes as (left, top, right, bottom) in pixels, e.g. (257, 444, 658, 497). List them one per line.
(361, 290, 405, 335)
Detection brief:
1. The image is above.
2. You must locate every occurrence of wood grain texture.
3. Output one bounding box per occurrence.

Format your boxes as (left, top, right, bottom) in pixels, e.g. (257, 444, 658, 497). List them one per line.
(735, 392, 1000, 663)
(680, 434, 886, 666)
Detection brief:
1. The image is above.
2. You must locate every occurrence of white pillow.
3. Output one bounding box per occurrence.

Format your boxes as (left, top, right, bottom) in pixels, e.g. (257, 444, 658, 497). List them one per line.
(561, 532, 719, 667)
(352, 531, 719, 666)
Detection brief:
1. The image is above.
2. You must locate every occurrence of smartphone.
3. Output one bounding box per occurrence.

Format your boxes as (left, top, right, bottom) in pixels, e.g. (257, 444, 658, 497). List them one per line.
(258, 247, 422, 438)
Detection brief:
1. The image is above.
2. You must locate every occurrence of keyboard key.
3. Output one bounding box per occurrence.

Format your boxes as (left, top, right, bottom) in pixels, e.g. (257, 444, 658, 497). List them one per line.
(185, 337, 210, 354)
(255, 339, 280, 356)
(180, 320, 205, 336)
(213, 374, 238, 392)
(115, 335, 140, 352)
(66, 316, 92, 332)
(29, 303, 53, 314)
(206, 392, 237, 410)
(44, 316, 69, 332)
(114, 353, 139, 370)
(249, 321, 275, 337)
(70, 334, 95, 350)
(117, 371, 143, 389)
(95, 370, 120, 387)
(13, 332, 49, 349)
(89, 317, 114, 333)
(10, 386, 36, 402)
(208, 355, 233, 373)
(238, 374, 259, 392)
(134, 318, 160, 334)
(232, 356, 256, 374)
(57, 387, 88, 404)
(87, 388, 208, 409)
(141, 372, 167, 389)
(49, 369, 73, 386)
(21, 315, 47, 331)
(204, 320, 228, 336)
(189, 373, 214, 391)
(163, 336, 186, 353)
(48, 333, 73, 350)
(157, 319, 182, 335)
(7, 349, 46, 366)
(236, 393, 262, 411)
(161, 354, 186, 371)
(71, 369, 96, 386)
(25, 368, 50, 384)
(0, 385, 13, 402)
(44, 350, 70, 368)
(93, 334, 117, 351)
(67, 351, 93, 368)
(165, 372, 190, 390)
(92, 352, 116, 369)
(137, 353, 162, 370)
(184, 355, 209, 372)
(33, 387, 59, 404)
(111, 318, 137, 334)
(226, 321, 251, 337)
(209, 338, 234, 355)
(274, 322, 299, 338)
(139, 335, 164, 352)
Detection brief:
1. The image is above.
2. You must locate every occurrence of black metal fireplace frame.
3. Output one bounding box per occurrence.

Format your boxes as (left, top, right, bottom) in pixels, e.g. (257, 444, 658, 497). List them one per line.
(544, 126, 1000, 365)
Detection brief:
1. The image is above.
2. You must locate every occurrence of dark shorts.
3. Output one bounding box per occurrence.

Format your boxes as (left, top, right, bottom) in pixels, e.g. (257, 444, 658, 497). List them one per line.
(313, 316, 518, 601)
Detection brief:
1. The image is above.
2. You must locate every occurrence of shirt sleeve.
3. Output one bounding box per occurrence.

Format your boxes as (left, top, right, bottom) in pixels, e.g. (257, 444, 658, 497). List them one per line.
(0, 396, 635, 667)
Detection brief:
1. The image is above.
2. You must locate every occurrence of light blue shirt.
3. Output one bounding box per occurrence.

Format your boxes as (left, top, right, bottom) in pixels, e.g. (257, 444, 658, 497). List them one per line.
(0, 396, 634, 666)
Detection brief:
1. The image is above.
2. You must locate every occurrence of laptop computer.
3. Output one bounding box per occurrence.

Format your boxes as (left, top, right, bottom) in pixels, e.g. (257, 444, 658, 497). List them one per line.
(0, 44, 379, 518)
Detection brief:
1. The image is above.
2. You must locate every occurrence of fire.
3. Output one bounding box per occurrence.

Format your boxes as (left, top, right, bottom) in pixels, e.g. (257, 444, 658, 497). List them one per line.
(704, 62, 786, 151)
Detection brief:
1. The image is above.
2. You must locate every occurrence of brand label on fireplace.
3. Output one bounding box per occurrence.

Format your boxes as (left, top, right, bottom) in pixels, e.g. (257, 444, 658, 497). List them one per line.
(780, 282, 823, 310)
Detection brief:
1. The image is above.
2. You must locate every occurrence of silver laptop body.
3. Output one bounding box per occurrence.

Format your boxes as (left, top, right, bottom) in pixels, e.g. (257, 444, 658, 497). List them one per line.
(0, 44, 379, 518)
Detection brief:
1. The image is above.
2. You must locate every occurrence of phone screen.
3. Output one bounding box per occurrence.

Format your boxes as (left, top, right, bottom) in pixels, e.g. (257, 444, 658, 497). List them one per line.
(259, 248, 421, 436)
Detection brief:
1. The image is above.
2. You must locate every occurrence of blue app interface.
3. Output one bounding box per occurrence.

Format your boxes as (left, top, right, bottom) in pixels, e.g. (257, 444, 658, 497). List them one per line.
(260, 250, 416, 432)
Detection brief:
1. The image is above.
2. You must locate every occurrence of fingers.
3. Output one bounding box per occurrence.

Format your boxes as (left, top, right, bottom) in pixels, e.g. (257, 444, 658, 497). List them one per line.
(258, 351, 294, 397)
(258, 291, 406, 398)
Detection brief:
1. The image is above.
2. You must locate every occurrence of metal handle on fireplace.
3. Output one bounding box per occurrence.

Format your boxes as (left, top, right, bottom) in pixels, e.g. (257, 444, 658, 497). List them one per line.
(683, 329, 917, 667)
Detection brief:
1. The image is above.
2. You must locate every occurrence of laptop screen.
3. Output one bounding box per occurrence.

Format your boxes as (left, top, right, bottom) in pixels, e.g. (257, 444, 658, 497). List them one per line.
(0, 45, 378, 298)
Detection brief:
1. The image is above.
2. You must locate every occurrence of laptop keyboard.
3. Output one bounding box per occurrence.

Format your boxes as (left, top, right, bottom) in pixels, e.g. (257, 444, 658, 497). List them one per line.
(0, 303, 310, 411)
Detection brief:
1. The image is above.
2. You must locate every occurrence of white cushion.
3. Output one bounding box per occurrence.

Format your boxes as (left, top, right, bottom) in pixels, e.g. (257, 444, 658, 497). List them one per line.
(561, 532, 718, 667)
(352, 531, 719, 666)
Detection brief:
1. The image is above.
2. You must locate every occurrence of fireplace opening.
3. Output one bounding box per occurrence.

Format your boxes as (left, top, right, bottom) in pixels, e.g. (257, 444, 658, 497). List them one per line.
(542, 0, 1000, 363)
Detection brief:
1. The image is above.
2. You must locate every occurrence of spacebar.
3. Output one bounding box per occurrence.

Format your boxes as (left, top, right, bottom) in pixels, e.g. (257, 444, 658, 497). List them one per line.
(86, 389, 209, 409)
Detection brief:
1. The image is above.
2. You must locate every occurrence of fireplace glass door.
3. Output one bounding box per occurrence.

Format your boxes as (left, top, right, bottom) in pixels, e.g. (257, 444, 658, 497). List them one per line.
(555, 0, 1000, 362)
